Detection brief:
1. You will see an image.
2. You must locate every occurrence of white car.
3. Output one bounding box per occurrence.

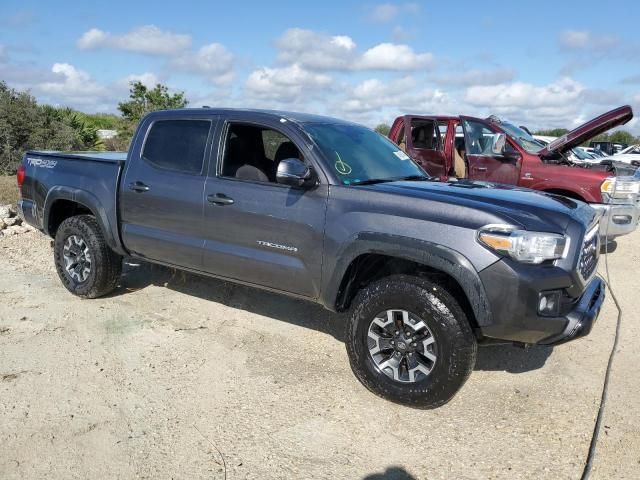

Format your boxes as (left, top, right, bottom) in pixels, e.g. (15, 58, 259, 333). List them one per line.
(605, 144, 640, 165)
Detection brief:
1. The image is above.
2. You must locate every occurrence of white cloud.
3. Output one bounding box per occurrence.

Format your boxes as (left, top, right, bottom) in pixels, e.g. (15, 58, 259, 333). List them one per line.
(432, 68, 516, 87)
(38, 63, 107, 101)
(369, 4, 399, 22)
(26, 63, 114, 111)
(77, 25, 192, 56)
(621, 74, 640, 85)
(355, 43, 433, 71)
(338, 77, 449, 116)
(245, 64, 332, 102)
(465, 77, 584, 109)
(558, 30, 619, 51)
(276, 28, 356, 70)
(169, 43, 234, 85)
(461, 77, 609, 130)
(275, 28, 434, 72)
(119, 72, 161, 89)
(368, 3, 420, 22)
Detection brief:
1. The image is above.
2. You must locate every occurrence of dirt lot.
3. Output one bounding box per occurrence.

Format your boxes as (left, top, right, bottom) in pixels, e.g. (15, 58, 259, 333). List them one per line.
(0, 175, 18, 205)
(1, 221, 639, 479)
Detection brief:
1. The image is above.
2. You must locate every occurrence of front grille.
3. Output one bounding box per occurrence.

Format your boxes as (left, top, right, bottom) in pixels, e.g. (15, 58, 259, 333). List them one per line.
(578, 224, 600, 281)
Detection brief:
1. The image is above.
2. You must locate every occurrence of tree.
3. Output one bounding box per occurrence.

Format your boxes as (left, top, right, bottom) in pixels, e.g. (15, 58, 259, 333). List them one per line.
(534, 128, 569, 137)
(608, 130, 636, 145)
(374, 123, 391, 136)
(118, 81, 188, 123)
(0, 82, 104, 174)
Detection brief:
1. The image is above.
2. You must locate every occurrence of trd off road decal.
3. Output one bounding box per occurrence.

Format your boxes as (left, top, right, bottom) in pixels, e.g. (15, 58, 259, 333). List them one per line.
(27, 157, 57, 169)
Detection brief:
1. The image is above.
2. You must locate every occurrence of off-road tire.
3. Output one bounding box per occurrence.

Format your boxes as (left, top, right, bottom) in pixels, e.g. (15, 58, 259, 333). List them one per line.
(346, 274, 477, 408)
(54, 215, 122, 298)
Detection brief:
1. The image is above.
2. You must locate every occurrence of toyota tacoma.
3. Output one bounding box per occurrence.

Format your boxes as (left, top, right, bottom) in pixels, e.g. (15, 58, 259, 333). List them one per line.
(18, 108, 605, 408)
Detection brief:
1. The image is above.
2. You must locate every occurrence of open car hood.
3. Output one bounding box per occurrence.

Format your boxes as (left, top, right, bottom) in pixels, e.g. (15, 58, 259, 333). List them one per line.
(539, 105, 633, 157)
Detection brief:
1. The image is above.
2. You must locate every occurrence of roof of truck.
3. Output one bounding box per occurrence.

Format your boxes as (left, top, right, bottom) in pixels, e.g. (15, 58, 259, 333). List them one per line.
(147, 107, 358, 126)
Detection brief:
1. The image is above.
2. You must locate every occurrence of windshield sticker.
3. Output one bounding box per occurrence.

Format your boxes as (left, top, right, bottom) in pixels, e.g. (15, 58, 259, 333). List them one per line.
(393, 150, 410, 160)
(334, 152, 352, 175)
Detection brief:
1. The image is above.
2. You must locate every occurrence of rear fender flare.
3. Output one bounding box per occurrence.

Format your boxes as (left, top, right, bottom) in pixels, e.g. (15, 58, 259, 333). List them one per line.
(43, 186, 125, 255)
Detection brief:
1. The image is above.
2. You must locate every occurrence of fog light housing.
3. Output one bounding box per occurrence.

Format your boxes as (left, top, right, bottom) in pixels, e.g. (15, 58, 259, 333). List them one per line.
(538, 291, 562, 316)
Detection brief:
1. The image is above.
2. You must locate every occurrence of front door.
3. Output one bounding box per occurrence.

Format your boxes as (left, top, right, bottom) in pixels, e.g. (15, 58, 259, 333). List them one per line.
(120, 116, 215, 270)
(461, 117, 520, 185)
(202, 120, 328, 298)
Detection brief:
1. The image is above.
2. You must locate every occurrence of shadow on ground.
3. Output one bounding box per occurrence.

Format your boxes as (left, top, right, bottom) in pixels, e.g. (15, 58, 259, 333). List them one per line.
(363, 466, 417, 479)
(601, 240, 618, 254)
(113, 260, 552, 373)
(475, 344, 553, 373)
(113, 260, 348, 341)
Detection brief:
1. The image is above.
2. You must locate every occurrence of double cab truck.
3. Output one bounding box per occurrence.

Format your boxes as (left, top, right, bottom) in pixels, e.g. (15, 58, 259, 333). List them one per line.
(18, 108, 604, 408)
(388, 105, 640, 241)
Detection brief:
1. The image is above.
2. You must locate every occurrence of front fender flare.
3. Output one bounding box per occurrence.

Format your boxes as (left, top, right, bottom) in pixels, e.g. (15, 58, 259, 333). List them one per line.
(321, 232, 493, 327)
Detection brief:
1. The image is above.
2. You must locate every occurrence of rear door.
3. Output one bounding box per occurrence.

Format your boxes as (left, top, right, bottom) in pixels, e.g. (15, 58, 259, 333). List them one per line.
(460, 117, 520, 184)
(201, 117, 328, 299)
(120, 115, 216, 270)
(405, 117, 448, 177)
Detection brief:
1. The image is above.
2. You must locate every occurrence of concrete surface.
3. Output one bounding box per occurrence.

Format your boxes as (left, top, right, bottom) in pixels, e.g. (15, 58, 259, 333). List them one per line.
(1, 229, 638, 479)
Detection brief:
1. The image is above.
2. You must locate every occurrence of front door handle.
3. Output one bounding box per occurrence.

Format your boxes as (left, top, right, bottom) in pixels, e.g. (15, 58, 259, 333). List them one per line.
(129, 181, 150, 192)
(207, 193, 234, 206)
(474, 167, 488, 172)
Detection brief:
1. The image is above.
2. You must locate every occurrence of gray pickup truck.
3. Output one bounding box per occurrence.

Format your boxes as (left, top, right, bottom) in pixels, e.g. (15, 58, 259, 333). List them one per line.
(18, 108, 605, 408)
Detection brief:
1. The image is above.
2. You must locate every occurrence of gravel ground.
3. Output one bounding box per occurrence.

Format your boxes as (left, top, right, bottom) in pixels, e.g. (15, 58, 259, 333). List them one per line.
(0, 228, 638, 479)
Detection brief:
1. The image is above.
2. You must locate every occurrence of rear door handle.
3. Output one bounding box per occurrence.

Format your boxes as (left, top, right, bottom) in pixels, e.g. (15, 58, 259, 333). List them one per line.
(207, 193, 234, 206)
(129, 181, 150, 192)
(474, 167, 487, 172)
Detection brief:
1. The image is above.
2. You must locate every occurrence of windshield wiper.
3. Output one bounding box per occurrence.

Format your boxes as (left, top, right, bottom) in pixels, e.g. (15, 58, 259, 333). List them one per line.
(350, 175, 431, 186)
(397, 175, 430, 181)
(349, 178, 398, 186)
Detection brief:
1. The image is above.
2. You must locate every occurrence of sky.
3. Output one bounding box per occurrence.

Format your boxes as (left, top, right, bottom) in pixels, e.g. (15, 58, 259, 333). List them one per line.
(1, 0, 640, 133)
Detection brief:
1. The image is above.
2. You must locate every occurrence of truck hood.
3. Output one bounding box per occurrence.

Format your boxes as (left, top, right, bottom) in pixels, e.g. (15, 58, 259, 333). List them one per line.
(367, 179, 598, 233)
(539, 105, 633, 157)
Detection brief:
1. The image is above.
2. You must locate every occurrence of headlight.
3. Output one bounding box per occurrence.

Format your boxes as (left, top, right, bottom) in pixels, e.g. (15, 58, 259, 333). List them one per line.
(478, 227, 568, 264)
(601, 176, 640, 201)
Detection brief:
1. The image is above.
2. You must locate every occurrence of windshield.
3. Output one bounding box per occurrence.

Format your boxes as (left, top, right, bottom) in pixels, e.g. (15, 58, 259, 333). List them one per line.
(572, 148, 592, 160)
(494, 121, 545, 154)
(303, 123, 428, 185)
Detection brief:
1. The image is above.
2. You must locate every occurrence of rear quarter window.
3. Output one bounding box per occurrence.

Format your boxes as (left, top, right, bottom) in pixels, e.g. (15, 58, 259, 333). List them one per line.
(142, 119, 210, 174)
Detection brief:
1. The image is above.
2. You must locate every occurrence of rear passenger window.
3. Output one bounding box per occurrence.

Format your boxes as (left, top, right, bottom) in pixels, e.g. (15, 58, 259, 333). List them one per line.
(142, 120, 210, 174)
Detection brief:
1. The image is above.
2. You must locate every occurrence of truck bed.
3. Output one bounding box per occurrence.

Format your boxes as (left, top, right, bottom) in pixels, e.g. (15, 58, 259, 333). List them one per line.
(19, 150, 126, 254)
(26, 150, 127, 164)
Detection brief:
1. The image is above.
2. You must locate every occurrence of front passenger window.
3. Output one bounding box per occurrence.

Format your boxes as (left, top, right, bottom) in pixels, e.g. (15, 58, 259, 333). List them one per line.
(462, 120, 497, 155)
(221, 124, 302, 183)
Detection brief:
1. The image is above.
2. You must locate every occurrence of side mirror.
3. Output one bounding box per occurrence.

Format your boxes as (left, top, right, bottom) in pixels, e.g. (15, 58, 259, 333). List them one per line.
(491, 133, 507, 156)
(276, 158, 315, 187)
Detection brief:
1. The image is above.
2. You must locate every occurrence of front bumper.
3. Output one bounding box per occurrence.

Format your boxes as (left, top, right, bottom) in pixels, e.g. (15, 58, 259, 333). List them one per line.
(591, 202, 639, 239)
(538, 276, 605, 345)
(478, 258, 605, 345)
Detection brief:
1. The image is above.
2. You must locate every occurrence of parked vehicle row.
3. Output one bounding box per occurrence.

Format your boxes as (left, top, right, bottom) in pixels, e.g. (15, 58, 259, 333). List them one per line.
(18, 107, 606, 408)
(387, 106, 640, 241)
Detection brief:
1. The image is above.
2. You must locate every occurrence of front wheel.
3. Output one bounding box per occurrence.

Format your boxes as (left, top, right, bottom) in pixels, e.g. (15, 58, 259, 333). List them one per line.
(346, 275, 477, 408)
(54, 215, 122, 298)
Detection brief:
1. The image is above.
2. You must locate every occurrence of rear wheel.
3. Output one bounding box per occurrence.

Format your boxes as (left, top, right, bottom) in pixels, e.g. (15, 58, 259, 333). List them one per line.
(54, 215, 122, 298)
(346, 275, 477, 408)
